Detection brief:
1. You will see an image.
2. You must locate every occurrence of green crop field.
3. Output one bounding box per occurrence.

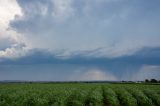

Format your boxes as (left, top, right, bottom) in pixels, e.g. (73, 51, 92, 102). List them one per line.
(0, 83, 160, 106)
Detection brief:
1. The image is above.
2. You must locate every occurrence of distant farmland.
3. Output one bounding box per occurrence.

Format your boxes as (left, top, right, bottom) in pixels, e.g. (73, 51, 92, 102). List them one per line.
(0, 83, 160, 106)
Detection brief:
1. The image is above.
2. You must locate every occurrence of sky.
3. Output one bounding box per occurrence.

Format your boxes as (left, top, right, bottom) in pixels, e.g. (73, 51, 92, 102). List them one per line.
(0, 0, 160, 81)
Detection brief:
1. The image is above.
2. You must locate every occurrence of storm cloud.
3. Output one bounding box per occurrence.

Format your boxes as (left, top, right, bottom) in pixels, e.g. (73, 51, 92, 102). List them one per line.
(0, 47, 160, 81)
(0, 0, 160, 81)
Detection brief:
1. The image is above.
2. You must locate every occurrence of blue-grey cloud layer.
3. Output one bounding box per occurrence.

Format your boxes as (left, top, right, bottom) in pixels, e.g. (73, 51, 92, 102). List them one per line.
(0, 47, 160, 81)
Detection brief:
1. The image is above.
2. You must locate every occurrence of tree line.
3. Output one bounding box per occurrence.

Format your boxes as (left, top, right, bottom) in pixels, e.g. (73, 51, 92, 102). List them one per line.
(145, 79, 160, 83)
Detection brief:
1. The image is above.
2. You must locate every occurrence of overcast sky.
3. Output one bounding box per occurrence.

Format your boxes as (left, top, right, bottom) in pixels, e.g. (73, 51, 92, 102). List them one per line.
(0, 0, 160, 81)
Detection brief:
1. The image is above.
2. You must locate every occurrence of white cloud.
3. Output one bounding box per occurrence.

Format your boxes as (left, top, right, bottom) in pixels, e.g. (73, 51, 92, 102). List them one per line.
(0, 0, 29, 58)
(0, 0, 22, 28)
(69, 68, 117, 81)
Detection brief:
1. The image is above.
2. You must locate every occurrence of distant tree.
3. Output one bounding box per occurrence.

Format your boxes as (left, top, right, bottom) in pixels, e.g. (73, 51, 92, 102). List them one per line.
(145, 79, 149, 83)
(150, 79, 158, 83)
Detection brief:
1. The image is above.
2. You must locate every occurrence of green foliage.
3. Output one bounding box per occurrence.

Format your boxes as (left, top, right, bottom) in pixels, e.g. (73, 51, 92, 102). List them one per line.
(113, 87, 137, 106)
(0, 83, 159, 106)
(143, 89, 160, 106)
(102, 86, 119, 106)
(126, 86, 155, 106)
(112, 86, 137, 106)
(84, 87, 103, 106)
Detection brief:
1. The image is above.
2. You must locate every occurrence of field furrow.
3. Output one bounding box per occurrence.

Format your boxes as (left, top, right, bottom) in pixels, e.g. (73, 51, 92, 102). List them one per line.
(126, 87, 155, 106)
(113, 87, 137, 106)
(102, 86, 119, 106)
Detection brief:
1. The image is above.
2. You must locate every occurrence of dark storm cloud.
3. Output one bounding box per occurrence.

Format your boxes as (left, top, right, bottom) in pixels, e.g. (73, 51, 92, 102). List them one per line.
(1, 47, 160, 65)
(0, 47, 160, 80)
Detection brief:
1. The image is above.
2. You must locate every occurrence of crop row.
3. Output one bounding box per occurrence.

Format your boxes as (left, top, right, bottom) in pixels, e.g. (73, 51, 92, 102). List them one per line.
(0, 84, 160, 106)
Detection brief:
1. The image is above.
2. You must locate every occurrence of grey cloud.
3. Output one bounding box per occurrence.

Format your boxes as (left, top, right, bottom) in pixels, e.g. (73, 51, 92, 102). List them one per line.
(0, 47, 160, 81)
(10, 0, 160, 56)
(131, 65, 160, 81)
(1, 47, 160, 65)
(0, 38, 14, 50)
